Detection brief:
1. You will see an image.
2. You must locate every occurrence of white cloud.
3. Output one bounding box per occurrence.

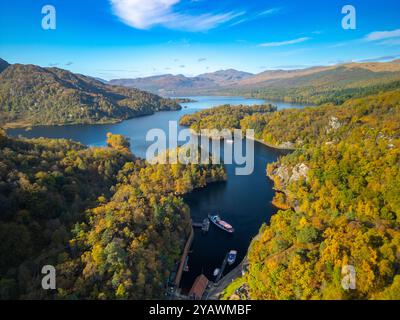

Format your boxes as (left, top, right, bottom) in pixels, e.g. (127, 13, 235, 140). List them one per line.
(258, 7, 282, 16)
(365, 29, 400, 41)
(229, 7, 282, 28)
(260, 37, 311, 47)
(229, 18, 248, 27)
(109, 0, 244, 31)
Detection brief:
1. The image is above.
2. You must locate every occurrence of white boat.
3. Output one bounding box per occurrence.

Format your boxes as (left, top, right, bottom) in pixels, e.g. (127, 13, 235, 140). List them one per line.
(227, 250, 237, 265)
(226, 139, 234, 144)
(208, 214, 234, 233)
(213, 268, 220, 277)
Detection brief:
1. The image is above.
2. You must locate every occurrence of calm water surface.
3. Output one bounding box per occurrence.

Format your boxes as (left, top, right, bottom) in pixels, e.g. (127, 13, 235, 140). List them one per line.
(8, 96, 303, 290)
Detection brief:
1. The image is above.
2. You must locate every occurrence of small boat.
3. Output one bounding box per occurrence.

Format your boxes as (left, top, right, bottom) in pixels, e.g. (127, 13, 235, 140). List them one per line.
(226, 139, 234, 144)
(213, 268, 220, 277)
(227, 250, 237, 265)
(208, 214, 234, 233)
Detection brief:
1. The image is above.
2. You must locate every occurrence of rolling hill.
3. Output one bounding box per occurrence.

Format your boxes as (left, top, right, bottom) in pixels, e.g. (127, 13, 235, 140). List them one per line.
(0, 60, 181, 128)
(233, 61, 400, 104)
(109, 60, 400, 104)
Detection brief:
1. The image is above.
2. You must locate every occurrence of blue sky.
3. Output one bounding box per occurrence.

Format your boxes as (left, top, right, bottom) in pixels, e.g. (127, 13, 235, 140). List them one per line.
(0, 0, 400, 79)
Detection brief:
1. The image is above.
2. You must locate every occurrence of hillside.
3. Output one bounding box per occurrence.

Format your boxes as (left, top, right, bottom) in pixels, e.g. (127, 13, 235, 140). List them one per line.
(0, 129, 226, 299)
(232, 61, 400, 105)
(0, 60, 181, 128)
(197, 69, 253, 85)
(109, 60, 400, 104)
(180, 90, 400, 300)
(109, 74, 213, 95)
(179, 104, 277, 133)
(237, 61, 400, 87)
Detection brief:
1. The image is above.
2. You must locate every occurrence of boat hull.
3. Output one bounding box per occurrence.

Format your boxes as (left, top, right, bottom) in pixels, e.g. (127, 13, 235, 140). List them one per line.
(208, 214, 234, 233)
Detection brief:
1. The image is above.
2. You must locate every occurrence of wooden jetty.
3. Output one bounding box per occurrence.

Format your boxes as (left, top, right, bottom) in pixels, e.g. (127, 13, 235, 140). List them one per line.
(192, 218, 210, 232)
(215, 253, 229, 284)
(174, 227, 194, 288)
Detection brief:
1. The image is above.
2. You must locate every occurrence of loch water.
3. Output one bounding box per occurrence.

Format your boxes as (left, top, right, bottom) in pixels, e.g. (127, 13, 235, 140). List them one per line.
(8, 96, 304, 290)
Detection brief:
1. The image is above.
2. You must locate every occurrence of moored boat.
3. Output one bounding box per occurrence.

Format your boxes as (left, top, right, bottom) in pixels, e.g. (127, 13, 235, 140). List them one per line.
(208, 214, 234, 233)
(227, 250, 237, 265)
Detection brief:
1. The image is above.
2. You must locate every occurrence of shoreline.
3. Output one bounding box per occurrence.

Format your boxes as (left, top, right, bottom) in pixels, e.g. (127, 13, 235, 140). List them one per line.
(2, 117, 132, 130)
(2, 106, 183, 130)
(183, 129, 297, 299)
(187, 128, 297, 152)
(246, 136, 297, 151)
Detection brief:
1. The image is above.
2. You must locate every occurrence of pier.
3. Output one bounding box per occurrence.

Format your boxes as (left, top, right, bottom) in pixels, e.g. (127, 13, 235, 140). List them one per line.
(215, 253, 229, 283)
(173, 227, 194, 290)
(191, 218, 210, 232)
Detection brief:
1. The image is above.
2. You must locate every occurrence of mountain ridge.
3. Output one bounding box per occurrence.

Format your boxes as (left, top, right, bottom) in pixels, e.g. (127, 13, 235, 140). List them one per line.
(108, 69, 253, 95)
(0, 58, 10, 73)
(108, 60, 400, 99)
(0, 60, 181, 128)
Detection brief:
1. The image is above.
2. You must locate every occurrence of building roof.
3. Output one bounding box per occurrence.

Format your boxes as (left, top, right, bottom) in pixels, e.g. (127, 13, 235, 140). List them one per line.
(188, 274, 209, 299)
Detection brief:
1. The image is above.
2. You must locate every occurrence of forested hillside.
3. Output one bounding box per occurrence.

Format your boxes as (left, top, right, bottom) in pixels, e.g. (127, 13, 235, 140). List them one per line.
(108, 60, 400, 104)
(0, 129, 225, 299)
(239, 77, 400, 106)
(246, 91, 400, 299)
(179, 104, 277, 132)
(226, 61, 400, 105)
(182, 90, 400, 299)
(0, 60, 181, 128)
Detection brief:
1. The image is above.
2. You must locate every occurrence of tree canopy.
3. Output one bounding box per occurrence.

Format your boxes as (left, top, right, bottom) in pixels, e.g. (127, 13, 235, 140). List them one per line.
(0, 130, 225, 299)
(188, 90, 400, 300)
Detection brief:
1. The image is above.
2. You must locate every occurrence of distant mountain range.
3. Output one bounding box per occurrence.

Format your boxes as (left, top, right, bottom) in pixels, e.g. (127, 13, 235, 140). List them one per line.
(108, 69, 253, 95)
(1, 58, 400, 129)
(108, 60, 400, 103)
(0, 59, 180, 128)
(236, 60, 400, 87)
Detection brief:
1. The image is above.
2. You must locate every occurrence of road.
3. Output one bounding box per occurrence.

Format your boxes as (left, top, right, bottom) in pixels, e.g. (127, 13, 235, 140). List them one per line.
(206, 257, 247, 300)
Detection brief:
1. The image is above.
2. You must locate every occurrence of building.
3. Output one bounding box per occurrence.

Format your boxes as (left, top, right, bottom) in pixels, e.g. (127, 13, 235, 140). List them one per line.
(188, 274, 209, 300)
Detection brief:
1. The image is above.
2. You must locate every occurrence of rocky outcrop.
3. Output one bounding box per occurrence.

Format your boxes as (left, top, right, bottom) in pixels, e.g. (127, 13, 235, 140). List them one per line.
(269, 162, 309, 187)
(273, 165, 290, 183)
(290, 163, 309, 183)
(326, 116, 342, 133)
(278, 141, 296, 149)
(268, 162, 309, 211)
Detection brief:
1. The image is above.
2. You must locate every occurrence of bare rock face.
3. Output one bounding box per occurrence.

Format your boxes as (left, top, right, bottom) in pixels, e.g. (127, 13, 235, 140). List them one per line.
(289, 163, 309, 183)
(270, 162, 309, 186)
(278, 141, 295, 149)
(326, 116, 342, 133)
(268, 162, 309, 211)
(275, 165, 290, 182)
